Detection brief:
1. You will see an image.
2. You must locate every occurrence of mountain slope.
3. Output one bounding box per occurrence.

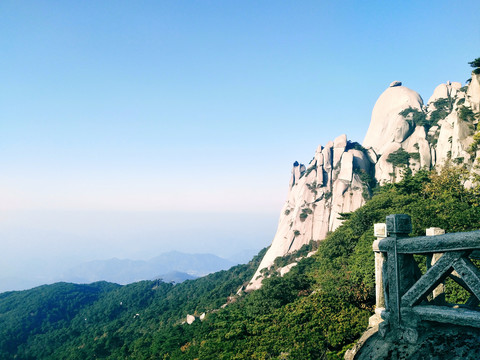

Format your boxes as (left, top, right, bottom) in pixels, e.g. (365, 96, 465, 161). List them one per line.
(1, 167, 478, 359)
(0, 249, 266, 360)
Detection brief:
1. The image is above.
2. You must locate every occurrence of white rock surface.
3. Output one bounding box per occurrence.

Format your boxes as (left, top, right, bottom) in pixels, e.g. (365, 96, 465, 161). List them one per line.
(363, 84, 423, 154)
(247, 77, 480, 292)
(186, 314, 195, 325)
(279, 262, 297, 277)
(467, 73, 480, 111)
(246, 135, 369, 291)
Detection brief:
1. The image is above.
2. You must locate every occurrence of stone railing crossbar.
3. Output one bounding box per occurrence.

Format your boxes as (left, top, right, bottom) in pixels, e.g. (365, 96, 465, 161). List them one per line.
(402, 251, 466, 307)
(377, 230, 480, 254)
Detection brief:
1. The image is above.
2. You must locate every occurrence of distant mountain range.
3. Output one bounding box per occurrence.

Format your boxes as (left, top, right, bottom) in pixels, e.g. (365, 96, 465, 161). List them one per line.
(59, 251, 237, 285)
(0, 251, 241, 293)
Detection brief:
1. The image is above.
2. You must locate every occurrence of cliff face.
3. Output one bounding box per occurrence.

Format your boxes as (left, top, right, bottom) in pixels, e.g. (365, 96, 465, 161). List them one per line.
(247, 135, 370, 290)
(246, 73, 480, 291)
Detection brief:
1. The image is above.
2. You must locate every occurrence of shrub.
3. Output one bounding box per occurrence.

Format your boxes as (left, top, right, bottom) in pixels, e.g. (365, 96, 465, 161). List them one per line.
(324, 191, 332, 200)
(304, 165, 316, 178)
(387, 148, 411, 167)
(307, 181, 322, 196)
(345, 141, 366, 152)
(399, 107, 427, 127)
(299, 207, 313, 222)
(458, 106, 478, 123)
(453, 157, 464, 165)
(429, 98, 452, 126)
(468, 132, 480, 156)
(410, 152, 420, 161)
(469, 57, 480, 75)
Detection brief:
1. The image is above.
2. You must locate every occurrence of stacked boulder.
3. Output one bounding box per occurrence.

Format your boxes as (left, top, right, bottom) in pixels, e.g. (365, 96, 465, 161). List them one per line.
(246, 72, 480, 291)
(246, 135, 371, 290)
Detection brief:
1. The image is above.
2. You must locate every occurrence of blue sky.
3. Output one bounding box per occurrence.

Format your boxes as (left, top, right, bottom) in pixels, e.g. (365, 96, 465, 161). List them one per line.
(1, 1, 479, 283)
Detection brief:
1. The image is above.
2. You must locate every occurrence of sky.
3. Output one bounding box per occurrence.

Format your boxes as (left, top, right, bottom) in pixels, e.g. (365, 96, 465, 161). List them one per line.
(1, 1, 479, 287)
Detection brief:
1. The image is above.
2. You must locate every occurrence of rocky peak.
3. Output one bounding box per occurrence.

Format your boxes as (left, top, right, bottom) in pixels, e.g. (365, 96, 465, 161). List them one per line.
(363, 84, 424, 155)
(289, 161, 306, 188)
(245, 135, 373, 291)
(246, 76, 480, 291)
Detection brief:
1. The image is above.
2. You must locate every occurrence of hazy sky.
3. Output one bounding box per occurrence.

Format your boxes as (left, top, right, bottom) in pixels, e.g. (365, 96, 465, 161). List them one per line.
(1, 1, 480, 280)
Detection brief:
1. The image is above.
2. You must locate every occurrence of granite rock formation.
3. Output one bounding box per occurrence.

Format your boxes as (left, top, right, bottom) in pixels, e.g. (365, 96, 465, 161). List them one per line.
(246, 135, 371, 291)
(246, 72, 480, 291)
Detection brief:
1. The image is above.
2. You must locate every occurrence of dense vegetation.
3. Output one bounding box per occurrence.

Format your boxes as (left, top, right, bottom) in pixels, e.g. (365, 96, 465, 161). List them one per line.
(1, 165, 480, 359)
(470, 57, 480, 75)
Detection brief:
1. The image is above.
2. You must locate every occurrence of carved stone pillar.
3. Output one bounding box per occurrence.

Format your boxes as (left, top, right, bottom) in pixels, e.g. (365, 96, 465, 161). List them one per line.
(426, 227, 446, 305)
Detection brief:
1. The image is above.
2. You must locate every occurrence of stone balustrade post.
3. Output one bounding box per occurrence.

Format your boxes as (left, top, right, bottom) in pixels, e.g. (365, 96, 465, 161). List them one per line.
(426, 227, 446, 305)
(373, 223, 387, 311)
(369, 223, 387, 329)
(386, 214, 412, 328)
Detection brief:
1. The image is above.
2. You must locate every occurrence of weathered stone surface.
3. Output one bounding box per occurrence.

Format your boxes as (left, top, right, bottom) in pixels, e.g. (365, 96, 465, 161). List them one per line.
(186, 314, 195, 325)
(466, 73, 480, 111)
(386, 214, 412, 235)
(374, 223, 387, 238)
(365, 147, 378, 164)
(426, 227, 445, 236)
(354, 217, 480, 359)
(246, 135, 371, 291)
(351, 149, 370, 172)
(338, 151, 353, 182)
(322, 142, 333, 171)
(401, 126, 431, 170)
(363, 84, 423, 154)
(374, 142, 401, 184)
(402, 251, 466, 307)
(352, 323, 480, 360)
(333, 134, 347, 168)
(427, 83, 450, 105)
(248, 76, 480, 293)
(279, 262, 297, 276)
(378, 230, 480, 254)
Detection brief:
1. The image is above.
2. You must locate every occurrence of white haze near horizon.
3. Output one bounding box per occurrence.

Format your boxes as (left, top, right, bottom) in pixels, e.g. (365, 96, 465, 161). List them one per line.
(1, 209, 278, 291)
(1, 1, 480, 291)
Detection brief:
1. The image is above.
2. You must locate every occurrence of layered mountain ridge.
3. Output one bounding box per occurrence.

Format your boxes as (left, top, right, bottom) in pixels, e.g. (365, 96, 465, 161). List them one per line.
(246, 72, 480, 291)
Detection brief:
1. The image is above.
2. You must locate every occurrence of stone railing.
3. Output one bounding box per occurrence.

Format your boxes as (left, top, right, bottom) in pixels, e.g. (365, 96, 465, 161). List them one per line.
(371, 214, 480, 343)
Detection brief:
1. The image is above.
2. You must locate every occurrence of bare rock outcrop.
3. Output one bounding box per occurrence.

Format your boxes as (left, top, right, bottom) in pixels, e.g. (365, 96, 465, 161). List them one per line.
(247, 75, 480, 292)
(246, 135, 373, 291)
(364, 79, 479, 184)
(363, 84, 423, 154)
(466, 72, 480, 111)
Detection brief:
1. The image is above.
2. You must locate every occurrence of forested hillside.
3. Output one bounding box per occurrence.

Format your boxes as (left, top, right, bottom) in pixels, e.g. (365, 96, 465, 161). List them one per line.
(1, 164, 479, 359)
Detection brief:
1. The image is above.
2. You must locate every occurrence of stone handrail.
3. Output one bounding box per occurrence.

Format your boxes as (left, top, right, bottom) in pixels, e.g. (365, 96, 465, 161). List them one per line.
(371, 214, 480, 343)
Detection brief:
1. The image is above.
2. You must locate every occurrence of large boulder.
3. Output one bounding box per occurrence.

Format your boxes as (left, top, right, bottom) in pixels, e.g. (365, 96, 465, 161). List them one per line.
(467, 73, 480, 111)
(363, 83, 424, 154)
